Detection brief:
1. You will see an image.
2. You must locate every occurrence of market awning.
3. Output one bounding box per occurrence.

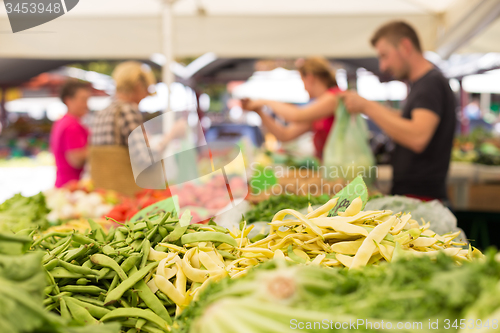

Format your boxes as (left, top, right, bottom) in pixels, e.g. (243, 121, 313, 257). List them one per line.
(0, 0, 497, 60)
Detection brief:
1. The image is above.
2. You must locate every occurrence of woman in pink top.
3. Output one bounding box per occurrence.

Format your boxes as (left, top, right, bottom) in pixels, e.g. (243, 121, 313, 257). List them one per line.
(50, 80, 91, 187)
(242, 57, 341, 160)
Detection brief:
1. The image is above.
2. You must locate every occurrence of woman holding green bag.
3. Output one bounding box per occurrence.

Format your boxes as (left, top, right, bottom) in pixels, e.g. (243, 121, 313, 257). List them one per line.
(241, 57, 341, 160)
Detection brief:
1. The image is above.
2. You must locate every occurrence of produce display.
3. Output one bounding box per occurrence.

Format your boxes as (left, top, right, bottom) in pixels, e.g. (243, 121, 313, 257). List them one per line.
(175, 252, 497, 333)
(1, 175, 497, 333)
(452, 127, 500, 165)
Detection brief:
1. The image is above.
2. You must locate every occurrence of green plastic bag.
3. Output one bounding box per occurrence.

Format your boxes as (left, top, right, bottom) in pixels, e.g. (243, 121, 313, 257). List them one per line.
(322, 100, 376, 185)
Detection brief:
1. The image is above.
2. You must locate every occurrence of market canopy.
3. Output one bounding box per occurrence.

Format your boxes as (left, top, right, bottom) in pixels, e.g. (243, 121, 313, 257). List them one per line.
(1, 0, 499, 60)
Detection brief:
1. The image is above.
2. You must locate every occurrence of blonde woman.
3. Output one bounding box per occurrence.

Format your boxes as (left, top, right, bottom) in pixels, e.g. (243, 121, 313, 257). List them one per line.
(242, 57, 341, 160)
(90, 61, 184, 194)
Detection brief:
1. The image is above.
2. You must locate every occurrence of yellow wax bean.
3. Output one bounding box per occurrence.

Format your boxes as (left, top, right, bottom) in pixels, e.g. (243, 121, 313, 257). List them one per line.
(311, 254, 326, 265)
(273, 249, 285, 260)
(272, 209, 323, 238)
(409, 219, 420, 229)
(367, 253, 383, 265)
(307, 204, 314, 214)
(330, 239, 365, 255)
(157, 243, 186, 254)
(154, 274, 186, 306)
(310, 218, 368, 237)
(350, 216, 395, 270)
(175, 262, 187, 296)
(421, 229, 436, 237)
(293, 249, 310, 262)
(146, 278, 159, 293)
(205, 250, 225, 269)
(247, 234, 277, 248)
(305, 197, 339, 219)
(198, 251, 222, 271)
(323, 259, 341, 267)
(409, 237, 437, 248)
(148, 248, 172, 261)
(335, 253, 354, 268)
(390, 214, 411, 235)
(239, 247, 274, 258)
(338, 196, 362, 217)
(180, 249, 214, 283)
(316, 240, 332, 253)
(374, 241, 394, 261)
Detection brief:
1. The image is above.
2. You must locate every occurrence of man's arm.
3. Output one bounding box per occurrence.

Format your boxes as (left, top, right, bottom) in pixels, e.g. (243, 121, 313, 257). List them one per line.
(65, 148, 88, 169)
(342, 92, 440, 153)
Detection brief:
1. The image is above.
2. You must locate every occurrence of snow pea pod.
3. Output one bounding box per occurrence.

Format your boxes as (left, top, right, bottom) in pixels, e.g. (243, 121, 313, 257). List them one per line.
(181, 232, 237, 248)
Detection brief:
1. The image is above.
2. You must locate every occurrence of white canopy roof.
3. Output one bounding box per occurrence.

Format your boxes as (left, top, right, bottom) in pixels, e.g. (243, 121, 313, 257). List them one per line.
(0, 0, 498, 60)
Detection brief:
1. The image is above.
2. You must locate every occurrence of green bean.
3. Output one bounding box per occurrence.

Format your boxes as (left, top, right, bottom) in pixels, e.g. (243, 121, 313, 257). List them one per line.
(43, 236, 72, 264)
(135, 279, 172, 324)
(158, 226, 168, 238)
(32, 232, 69, 248)
(60, 285, 107, 295)
(146, 225, 159, 241)
(43, 297, 54, 307)
(102, 245, 115, 255)
(164, 223, 188, 243)
(142, 324, 167, 333)
(181, 231, 237, 247)
(100, 308, 170, 331)
(127, 329, 138, 333)
(90, 254, 128, 281)
(65, 297, 98, 325)
(64, 296, 110, 319)
(120, 253, 142, 273)
(65, 244, 94, 262)
(115, 230, 126, 242)
(131, 222, 147, 232)
(104, 261, 159, 305)
(117, 226, 129, 234)
(77, 278, 91, 285)
(133, 231, 144, 239)
(136, 318, 147, 331)
(140, 239, 150, 269)
(97, 267, 111, 280)
(105, 227, 116, 242)
(158, 211, 172, 226)
(217, 249, 237, 260)
(164, 225, 175, 232)
(49, 267, 86, 279)
(45, 268, 60, 294)
(44, 285, 54, 295)
(126, 236, 134, 244)
(40, 241, 55, 250)
(151, 234, 162, 245)
(73, 295, 105, 307)
(108, 275, 119, 292)
(72, 233, 96, 245)
(60, 297, 71, 320)
(130, 240, 143, 251)
(146, 219, 154, 230)
(44, 258, 59, 271)
(58, 259, 100, 276)
(155, 291, 175, 306)
(82, 259, 93, 269)
(45, 302, 58, 312)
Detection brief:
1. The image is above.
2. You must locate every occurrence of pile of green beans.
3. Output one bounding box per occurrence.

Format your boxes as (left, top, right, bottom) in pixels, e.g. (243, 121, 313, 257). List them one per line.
(33, 212, 234, 333)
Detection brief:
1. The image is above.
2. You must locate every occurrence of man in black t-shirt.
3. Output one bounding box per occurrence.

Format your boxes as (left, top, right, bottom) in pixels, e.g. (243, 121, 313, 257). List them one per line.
(341, 21, 456, 201)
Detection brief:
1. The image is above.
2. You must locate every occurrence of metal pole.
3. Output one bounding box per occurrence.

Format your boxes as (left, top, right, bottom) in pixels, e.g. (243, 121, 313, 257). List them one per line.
(162, 0, 178, 133)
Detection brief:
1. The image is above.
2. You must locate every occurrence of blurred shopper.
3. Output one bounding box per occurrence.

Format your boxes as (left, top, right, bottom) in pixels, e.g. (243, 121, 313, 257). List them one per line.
(90, 61, 185, 195)
(241, 57, 341, 160)
(341, 21, 456, 201)
(50, 79, 91, 188)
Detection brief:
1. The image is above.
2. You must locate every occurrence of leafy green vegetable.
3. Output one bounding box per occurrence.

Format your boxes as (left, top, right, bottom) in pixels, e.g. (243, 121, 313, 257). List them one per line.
(0, 193, 50, 232)
(174, 250, 500, 333)
(244, 194, 330, 223)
